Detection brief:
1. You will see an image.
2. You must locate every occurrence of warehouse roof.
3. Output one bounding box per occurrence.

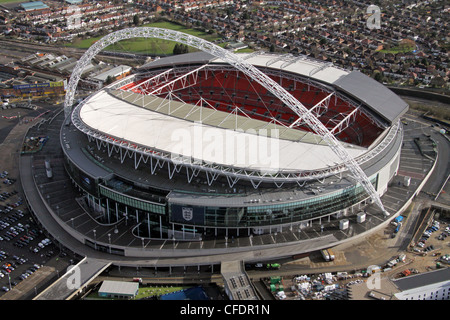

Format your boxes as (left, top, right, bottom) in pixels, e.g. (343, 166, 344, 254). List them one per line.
(392, 267, 450, 292)
(92, 65, 132, 82)
(139, 52, 215, 70)
(20, 1, 49, 11)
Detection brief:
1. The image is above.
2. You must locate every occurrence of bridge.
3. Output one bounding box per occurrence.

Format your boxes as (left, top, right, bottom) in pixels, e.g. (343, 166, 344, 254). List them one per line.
(33, 257, 111, 300)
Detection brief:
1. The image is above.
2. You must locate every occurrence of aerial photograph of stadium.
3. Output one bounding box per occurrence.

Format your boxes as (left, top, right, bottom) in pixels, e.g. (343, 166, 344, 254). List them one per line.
(0, 0, 448, 308)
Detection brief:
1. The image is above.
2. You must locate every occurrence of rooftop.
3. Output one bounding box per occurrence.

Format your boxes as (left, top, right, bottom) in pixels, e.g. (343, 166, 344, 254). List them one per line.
(98, 280, 139, 296)
(20, 1, 49, 11)
(65, 0, 83, 4)
(91, 65, 132, 82)
(392, 267, 450, 292)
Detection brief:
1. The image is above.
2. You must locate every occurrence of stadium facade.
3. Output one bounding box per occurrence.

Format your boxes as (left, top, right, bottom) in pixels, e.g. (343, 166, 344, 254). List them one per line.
(61, 48, 408, 246)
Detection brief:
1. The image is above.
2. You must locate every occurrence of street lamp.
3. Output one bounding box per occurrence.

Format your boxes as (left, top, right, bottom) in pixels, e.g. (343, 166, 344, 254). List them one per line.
(93, 229, 97, 250)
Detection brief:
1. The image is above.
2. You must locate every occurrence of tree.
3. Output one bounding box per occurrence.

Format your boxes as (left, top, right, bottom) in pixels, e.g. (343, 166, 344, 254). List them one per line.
(173, 44, 188, 55)
(373, 71, 383, 82)
(133, 15, 140, 26)
(105, 75, 114, 85)
(173, 43, 180, 55)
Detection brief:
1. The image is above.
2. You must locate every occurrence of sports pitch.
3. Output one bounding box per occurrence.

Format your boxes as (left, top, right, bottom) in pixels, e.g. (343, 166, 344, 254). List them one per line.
(68, 21, 223, 56)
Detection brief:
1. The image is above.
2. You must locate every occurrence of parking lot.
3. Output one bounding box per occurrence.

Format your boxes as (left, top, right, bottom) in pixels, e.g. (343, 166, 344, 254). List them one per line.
(0, 169, 66, 296)
(409, 209, 449, 259)
(0, 104, 76, 299)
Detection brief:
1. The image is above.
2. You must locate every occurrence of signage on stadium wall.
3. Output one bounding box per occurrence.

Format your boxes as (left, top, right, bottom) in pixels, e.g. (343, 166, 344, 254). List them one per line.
(171, 204, 205, 224)
(13, 81, 65, 91)
(13, 83, 49, 90)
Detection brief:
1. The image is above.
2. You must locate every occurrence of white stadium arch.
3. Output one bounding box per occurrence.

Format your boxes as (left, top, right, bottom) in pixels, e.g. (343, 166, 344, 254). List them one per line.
(64, 27, 388, 215)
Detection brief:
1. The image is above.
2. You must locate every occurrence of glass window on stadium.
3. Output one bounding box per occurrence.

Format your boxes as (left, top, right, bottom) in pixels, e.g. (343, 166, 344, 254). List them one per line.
(63, 155, 99, 197)
(99, 185, 165, 214)
(204, 207, 244, 227)
(243, 176, 378, 227)
(134, 213, 169, 239)
(199, 175, 378, 228)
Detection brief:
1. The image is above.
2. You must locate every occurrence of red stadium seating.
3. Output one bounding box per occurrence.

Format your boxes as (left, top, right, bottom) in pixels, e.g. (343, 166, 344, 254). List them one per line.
(123, 70, 383, 147)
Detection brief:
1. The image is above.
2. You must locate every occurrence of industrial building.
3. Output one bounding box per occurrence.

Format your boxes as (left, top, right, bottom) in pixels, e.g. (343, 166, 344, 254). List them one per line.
(98, 280, 139, 299)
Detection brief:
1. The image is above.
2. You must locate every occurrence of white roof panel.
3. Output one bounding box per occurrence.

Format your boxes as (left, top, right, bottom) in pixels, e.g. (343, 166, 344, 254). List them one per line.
(78, 90, 366, 172)
(215, 52, 349, 84)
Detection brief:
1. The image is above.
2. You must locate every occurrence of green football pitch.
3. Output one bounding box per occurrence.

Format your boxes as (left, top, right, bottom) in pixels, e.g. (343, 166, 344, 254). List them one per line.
(68, 21, 222, 56)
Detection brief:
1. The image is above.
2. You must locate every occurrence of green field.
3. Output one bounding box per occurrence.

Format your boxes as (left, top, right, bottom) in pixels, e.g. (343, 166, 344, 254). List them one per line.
(378, 42, 416, 54)
(85, 284, 191, 300)
(134, 285, 191, 299)
(68, 21, 222, 56)
(379, 47, 415, 54)
(0, 0, 25, 3)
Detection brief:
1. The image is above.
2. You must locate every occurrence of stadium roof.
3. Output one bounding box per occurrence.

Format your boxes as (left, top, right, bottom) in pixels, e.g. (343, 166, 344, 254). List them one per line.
(333, 71, 409, 125)
(236, 52, 348, 84)
(140, 52, 408, 126)
(78, 89, 366, 172)
(108, 89, 334, 144)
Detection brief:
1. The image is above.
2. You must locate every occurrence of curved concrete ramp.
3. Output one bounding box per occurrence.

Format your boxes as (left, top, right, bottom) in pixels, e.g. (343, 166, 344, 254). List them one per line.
(33, 258, 111, 300)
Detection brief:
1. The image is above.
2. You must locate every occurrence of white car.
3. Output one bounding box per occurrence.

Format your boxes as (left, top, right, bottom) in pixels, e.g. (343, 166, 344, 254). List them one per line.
(417, 242, 425, 248)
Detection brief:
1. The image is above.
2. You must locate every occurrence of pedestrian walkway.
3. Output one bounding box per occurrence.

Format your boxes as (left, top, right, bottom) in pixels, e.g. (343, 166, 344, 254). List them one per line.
(33, 257, 111, 300)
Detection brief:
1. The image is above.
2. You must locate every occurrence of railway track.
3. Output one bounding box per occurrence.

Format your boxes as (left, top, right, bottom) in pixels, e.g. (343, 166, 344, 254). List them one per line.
(0, 38, 149, 64)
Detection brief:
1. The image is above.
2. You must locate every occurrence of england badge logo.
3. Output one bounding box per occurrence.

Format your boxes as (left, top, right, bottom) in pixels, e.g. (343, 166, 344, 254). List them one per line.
(182, 207, 193, 221)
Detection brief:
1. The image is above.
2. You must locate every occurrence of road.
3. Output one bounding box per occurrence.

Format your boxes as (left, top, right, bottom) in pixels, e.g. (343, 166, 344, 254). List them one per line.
(402, 111, 449, 196)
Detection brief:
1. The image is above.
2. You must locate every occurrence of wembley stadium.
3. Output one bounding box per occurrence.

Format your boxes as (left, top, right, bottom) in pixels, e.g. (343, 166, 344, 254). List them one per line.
(60, 44, 408, 250)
